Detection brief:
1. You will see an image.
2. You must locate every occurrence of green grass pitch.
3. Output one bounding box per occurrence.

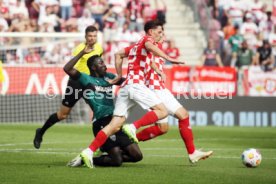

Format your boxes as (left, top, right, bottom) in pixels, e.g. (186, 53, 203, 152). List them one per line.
(0, 124, 275, 184)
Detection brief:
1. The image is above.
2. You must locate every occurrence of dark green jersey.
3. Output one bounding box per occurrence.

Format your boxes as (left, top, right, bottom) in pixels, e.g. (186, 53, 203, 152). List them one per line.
(78, 72, 115, 121)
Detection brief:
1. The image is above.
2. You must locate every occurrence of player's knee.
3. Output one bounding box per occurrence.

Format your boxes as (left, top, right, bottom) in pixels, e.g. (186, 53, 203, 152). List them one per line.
(111, 155, 123, 167)
(57, 112, 68, 120)
(132, 151, 143, 162)
(158, 123, 169, 133)
(156, 104, 168, 119)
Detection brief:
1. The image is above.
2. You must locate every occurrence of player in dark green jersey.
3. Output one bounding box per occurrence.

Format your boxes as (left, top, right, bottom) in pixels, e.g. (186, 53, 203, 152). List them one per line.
(64, 46, 142, 167)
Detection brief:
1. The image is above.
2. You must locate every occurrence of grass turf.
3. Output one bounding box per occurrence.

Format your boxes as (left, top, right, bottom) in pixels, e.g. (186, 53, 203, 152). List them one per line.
(0, 124, 275, 184)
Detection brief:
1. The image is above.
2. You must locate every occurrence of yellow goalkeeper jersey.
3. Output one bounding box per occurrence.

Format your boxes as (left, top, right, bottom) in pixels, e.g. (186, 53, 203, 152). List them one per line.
(0, 60, 4, 82)
(72, 42, 103, 75)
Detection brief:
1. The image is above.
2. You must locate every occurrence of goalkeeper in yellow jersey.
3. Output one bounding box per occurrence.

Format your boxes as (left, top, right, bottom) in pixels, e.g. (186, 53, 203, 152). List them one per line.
(33, 25, 103, 149)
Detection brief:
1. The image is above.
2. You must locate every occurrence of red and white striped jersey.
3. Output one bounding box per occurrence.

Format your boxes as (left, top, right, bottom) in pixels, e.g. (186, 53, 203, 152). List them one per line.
(145, 53, 166, 90)
(122, 36, 155, 86)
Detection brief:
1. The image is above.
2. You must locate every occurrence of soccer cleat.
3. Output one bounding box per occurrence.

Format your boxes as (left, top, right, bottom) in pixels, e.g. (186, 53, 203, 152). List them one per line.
(122, 124, 138, 143)
(80, 148, 94, 168)
(188, 149, 213, 164)
(93, 149, 103, 158)
(33, 128, 43, 149)
(67, 154, 83, 167)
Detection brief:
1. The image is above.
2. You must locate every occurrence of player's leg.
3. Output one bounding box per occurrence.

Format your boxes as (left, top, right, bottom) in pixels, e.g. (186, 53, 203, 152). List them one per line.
(33, 79, 83, 149)
(93, 147, 123, 167)
(136, 119, 169, 141)
(114, 126, 143, 163)
(174, 107, 213, 163)
(133, 88, 172, 141)
(122, 84, 168, 142)
(121, 143, 143, 163)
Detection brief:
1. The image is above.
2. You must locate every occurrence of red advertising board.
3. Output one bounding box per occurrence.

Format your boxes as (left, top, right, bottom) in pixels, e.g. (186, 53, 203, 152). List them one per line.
(170, 66, 237, 96)
(0, 66, 237, 96)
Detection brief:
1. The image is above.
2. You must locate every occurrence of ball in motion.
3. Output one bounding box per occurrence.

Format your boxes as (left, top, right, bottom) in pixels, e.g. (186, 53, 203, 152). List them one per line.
(241, 148, 262, 168)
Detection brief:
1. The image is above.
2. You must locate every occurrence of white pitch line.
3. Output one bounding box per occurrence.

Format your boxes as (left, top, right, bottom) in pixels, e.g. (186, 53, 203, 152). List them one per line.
(0, 148, 276, 160)
(1, 137, 276, 147)
(0, 150, 276, 160)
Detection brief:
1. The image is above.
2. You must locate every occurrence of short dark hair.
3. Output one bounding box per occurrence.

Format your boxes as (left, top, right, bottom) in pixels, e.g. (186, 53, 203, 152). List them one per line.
(87, 55, 100, 69)
(144, 20, 163, 33)
(85, 25, 97, 34)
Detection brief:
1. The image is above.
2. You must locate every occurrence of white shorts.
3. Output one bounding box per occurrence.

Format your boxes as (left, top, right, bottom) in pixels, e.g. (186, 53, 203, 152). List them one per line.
(154, 88, 182, 124)
(113, 84, 162, 118)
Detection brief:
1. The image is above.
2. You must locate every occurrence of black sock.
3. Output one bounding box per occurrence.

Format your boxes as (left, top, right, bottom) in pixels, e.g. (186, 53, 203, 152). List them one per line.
(40, 113, 60, 136)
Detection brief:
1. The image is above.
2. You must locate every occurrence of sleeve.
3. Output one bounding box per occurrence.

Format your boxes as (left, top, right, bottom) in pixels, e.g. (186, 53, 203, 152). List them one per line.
(145, 36, 155, 44)
(72, 44, 82, 57)
(106, 72, 116, 80)
(124, 45, 134, 55)
(95, 43, 104, 56)
(78, 73, 91, 87)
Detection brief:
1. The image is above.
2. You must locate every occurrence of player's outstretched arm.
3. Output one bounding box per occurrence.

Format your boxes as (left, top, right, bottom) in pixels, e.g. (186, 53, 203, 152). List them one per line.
(145, 41, 185, 64)
(151, 61, 166, 82)
(64, 45, 93, 79)
(108, 49, 127, 84)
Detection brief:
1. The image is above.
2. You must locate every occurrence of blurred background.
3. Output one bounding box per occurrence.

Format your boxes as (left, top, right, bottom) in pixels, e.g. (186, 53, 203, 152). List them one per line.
(0, 0, 275, 126)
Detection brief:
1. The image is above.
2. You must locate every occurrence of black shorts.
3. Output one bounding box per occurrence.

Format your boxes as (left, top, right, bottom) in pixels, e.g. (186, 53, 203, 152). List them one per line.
(62, 78, 85, 108)
(93, 115, 134, 152)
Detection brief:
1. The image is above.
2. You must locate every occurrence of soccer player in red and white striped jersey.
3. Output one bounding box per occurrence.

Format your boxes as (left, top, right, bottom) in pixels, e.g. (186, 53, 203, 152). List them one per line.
(123, 32, 213, 163)
(78, 20, 183, 168)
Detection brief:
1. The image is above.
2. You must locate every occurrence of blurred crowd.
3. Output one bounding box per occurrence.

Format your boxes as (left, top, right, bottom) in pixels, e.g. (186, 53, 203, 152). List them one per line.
(199, 0, 276, 71)
(0, 0, 182, 65)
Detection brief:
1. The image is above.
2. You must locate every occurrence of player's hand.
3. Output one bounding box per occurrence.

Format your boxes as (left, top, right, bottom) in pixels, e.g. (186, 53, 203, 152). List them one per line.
(160, 72, 166, 82)
(82, 45, 94, 55)
(168, 57, 185, 65)
(106, 76, 122, 85)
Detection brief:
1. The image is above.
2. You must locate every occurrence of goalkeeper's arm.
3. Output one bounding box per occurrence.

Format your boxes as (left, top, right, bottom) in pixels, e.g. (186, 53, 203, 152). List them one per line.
(64, 45, 94, 79)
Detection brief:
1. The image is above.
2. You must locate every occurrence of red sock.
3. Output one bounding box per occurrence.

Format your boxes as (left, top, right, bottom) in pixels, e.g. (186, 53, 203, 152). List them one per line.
(133, 111, 158, 129)
(88, 130, 108, 152)
(136, 125, 164, 141)
(178, 117, 195, 154)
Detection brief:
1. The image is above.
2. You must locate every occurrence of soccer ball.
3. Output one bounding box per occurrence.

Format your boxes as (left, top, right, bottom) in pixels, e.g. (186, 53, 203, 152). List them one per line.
(241, 148, 262, 168)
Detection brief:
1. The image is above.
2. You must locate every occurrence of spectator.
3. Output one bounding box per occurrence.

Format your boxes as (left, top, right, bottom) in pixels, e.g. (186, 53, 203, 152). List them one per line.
(234, 40, 254, 68)
(223, 19, 236, 40)
(30, 18, 39, 32)
(59, 0, 73, 20)
(115, 22, 132, 49)
(24, 48, 41, 64)
(108, 0, 127, 28)
(86, 0, 107, 31)
(9, 0, 29, 19)
(259, 11, 274, 40)
(126, 0, 145, 32)
(64, 7, 78, 32)
(73, 0, 85, 17)
(103, 5, 118, 41)
(228, 25, 244, 65)
(268, 27, 276, 64)
(240, 13, 259, 49)
(44, 44, 61, 64)
(249, 0, 264, 24)
(153, 0, 166, 24)
(0, 0, 10, 20)
(39, 5, 63, 32)
(201, 39, 223, 67)
(0, 14, 8, 32)
(165, 39, 180, 60)
(224, 0, 245, 27)
(255, 40, 274, 72)
(77, 8, 95, 33)
(32, 0, 57, 26)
